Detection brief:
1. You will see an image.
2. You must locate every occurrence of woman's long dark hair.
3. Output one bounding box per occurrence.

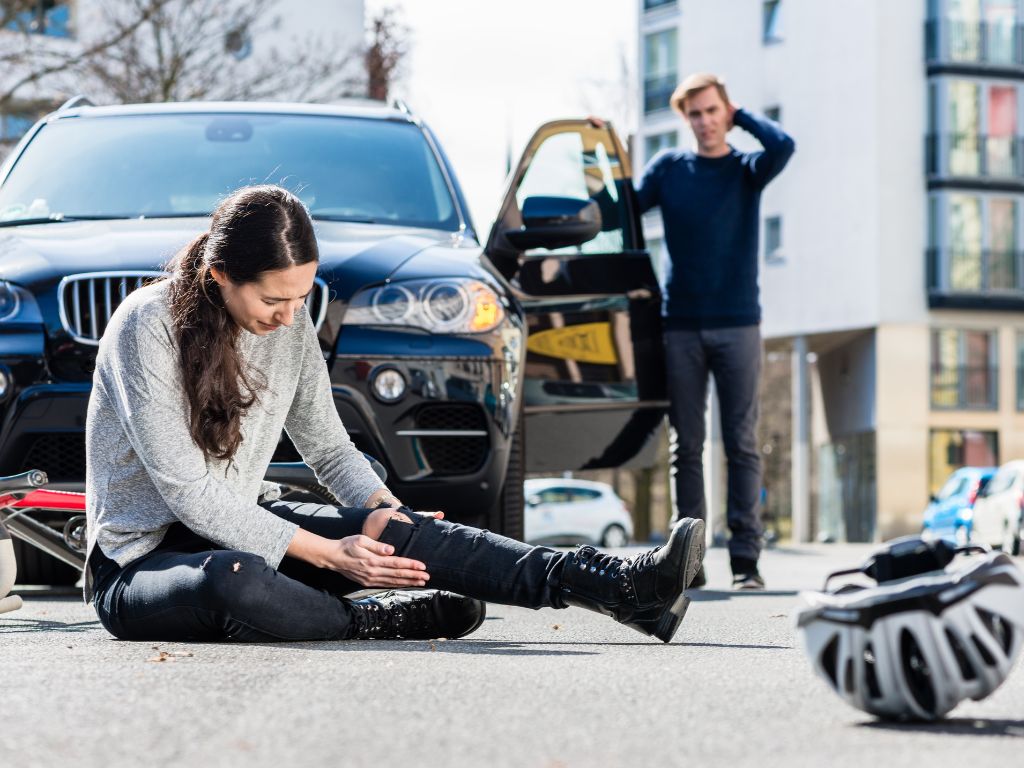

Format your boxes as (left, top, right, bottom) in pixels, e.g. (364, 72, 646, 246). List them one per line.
(166, 185, 318, 461)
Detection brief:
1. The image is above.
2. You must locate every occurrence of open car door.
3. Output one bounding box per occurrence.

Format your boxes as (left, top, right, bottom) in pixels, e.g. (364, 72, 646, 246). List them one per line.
(487, 119, 667, 474)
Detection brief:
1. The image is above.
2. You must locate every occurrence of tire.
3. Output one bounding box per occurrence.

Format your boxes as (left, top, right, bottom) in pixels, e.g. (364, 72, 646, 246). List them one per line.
(488, 413, 525, 541)
(10, 537, 79, 586)
(601, 524, 629, 548)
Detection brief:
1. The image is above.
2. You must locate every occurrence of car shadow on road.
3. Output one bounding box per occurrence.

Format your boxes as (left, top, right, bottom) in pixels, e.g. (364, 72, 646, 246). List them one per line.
(859, 718, 1024, 737)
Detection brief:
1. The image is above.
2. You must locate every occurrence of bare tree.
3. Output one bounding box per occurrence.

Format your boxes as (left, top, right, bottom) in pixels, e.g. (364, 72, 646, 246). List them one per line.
(364, 5, 408, 102)
(0, 0, 175, 108)
(0, 0, 371, 108)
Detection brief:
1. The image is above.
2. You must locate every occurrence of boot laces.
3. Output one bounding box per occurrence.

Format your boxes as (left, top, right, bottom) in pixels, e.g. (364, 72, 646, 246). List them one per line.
(355, 593, 432, 639)
(571, 546, 637, 600)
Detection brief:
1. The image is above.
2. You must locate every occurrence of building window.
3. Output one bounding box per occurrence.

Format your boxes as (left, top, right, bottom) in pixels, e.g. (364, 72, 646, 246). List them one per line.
(764, 105, 782, 123)
(1017, 332, 1024, 409)
(763, 0, 783, 45)
(928, 79, 1023, 179)
(930, 0, 1020, 66)
(929, 192, 1020, 295)
(643, 131, 677, 163)
(4, 1, 71, 38)
(764, 215, 783, 263)
(643, 29, 678, 114)
(929, 428, 998, 496)
(0, 111, 38, 143)
(643, 0, 676, 11)
(930, 328, 998, 409)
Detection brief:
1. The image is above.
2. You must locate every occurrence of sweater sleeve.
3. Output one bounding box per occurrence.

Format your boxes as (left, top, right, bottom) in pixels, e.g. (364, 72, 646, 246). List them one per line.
(283, 316, 385, 507)
(101, 306, 298, 567)
(733, 107, 796, 189)
(634, 151, 667, 213)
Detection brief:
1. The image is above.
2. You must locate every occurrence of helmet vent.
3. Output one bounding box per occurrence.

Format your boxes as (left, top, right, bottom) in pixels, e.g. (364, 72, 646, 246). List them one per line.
(900, 629, 937, 716)
(821, 635, 840, 690)
(863, 644, 882, 698)
(971, 634, 998, 667)
(975, 607, 1014, 655)
(944, 628, 977, 681)
(843, 659, 855, 694)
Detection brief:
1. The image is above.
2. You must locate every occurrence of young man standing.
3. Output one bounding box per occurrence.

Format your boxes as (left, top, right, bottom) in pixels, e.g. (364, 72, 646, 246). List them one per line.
(636, 73, 795, 589)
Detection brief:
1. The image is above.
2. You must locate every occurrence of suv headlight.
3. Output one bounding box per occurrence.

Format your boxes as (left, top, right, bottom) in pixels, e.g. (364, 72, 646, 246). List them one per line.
(0, 281, 42, 323)
(343, 279, 504, 334)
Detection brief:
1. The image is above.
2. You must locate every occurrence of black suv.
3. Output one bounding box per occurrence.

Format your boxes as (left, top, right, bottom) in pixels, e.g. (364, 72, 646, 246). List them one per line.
(0, 100, 667, 581)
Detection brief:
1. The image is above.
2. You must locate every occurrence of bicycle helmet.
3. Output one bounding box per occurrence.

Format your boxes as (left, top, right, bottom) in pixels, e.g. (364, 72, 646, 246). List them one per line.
(795, 536, 1024, 720)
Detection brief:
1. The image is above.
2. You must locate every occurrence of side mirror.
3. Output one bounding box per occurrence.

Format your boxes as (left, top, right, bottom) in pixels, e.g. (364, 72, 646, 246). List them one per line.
(504, 196, 602, 251)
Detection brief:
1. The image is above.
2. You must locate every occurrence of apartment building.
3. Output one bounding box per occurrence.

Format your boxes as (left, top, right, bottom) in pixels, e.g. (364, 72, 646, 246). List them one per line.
(636, 0, 1024, 541)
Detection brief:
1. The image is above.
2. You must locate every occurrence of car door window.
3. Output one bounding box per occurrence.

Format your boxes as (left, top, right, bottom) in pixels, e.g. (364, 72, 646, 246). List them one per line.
(987, 468, 1014, 495)
(510, 125, 630, 256)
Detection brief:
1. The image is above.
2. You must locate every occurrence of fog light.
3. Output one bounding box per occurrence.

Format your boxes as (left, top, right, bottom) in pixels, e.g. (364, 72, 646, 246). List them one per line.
(0, 366, 11, 402)
(372, 367, 406, 403)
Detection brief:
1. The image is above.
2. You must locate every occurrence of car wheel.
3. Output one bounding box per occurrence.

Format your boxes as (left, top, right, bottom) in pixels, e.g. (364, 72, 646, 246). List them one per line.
(488, 413, 524, 541)
(10, 537, 80, 587)
(601, 524, 629, 548)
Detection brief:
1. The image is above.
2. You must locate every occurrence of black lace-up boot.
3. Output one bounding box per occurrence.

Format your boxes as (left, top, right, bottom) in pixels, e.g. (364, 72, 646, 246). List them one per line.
(558, 517, 705, 643)
(349, 590, 486, 640)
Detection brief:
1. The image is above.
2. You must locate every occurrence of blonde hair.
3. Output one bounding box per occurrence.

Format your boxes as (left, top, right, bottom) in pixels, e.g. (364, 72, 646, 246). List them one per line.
(670, 73, 730, 115)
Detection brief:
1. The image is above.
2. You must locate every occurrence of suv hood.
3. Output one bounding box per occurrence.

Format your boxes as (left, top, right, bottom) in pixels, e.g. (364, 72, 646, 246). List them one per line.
(0, 217, 458, 298)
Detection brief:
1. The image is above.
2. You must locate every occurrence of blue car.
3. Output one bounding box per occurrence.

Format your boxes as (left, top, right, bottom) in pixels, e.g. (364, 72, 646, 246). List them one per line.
(922, 466, 996, 544)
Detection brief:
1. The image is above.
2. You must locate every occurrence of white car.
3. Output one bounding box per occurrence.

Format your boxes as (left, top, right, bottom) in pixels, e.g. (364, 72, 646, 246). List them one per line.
(524, 478, 633, 547)
(971, 459, 1024, 555)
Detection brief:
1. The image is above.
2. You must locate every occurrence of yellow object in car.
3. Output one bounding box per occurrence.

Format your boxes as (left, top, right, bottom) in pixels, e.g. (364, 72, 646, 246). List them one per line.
(526, 322, 618, 365)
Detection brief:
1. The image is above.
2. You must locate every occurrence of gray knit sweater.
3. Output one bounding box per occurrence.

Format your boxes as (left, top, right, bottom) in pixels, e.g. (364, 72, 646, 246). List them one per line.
(83, 280, 384, 600)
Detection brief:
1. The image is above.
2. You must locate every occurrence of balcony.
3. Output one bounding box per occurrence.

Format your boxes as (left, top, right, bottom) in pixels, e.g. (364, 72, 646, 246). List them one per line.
(927, 247, 1024, 310)
(644, 73, 677, 114)
(930, 364, 998, 410)
(925, 17, 1024, 74)
(925, 133, 1024, 188)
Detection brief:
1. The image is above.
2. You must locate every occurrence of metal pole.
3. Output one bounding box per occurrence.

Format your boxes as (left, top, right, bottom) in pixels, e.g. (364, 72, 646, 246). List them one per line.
(792, 336, 811, 543)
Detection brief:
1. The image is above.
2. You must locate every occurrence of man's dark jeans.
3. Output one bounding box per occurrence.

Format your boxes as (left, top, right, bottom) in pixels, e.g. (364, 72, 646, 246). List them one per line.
(664, 324, 764, 566)
(90, 500, 571, 643)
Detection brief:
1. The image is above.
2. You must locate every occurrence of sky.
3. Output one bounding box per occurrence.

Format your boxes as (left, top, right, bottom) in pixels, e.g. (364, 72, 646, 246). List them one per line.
(368, 0, 639, 236)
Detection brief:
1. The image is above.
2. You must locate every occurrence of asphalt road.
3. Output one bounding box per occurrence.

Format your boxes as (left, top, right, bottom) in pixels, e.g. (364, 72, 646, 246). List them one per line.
(2, 543, 1022, 768)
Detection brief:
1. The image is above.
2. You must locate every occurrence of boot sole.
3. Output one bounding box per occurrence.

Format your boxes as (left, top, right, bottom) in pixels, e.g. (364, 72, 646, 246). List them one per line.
(651, 518, 705, 643)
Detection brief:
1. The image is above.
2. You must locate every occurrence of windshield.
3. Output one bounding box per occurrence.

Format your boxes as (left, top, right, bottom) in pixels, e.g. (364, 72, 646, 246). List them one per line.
(0, 113, 460, 230)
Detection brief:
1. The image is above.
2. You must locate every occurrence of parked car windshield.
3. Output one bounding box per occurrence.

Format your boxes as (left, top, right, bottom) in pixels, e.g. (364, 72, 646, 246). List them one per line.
(0, 112, 460, 230)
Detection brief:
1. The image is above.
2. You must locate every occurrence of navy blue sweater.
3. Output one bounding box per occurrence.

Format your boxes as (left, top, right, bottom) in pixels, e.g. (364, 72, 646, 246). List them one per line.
(636, 108, 795, 329)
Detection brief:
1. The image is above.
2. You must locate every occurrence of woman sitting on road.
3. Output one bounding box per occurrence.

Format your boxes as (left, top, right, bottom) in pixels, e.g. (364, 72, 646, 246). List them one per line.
(84, 184, 705, 644)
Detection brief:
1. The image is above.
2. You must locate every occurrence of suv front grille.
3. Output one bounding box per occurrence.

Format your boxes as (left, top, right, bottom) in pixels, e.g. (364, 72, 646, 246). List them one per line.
(59, 272, 167, 345)
(59, 272, 331, 345)
(415, 404, 489, 475)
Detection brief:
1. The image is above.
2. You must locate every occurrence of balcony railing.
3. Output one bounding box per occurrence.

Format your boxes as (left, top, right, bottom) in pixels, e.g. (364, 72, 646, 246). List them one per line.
(925, 133, 1022, 180)
(926, 18, 1024, 68)
(928, 247, 1023, 295)
(644, 73, 677, 114)
(930, 364, 998, 410)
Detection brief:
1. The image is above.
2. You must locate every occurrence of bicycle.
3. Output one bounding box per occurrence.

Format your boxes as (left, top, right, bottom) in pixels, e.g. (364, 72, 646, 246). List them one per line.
(0, 457, 387, 615)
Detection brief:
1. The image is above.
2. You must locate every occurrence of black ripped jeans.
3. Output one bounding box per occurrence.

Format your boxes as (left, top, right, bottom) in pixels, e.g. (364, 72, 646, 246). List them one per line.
(90, 500, 571, 642)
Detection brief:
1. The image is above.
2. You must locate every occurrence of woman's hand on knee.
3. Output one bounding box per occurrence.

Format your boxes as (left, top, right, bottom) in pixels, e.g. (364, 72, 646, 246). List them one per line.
(324, 534, 430, 588)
